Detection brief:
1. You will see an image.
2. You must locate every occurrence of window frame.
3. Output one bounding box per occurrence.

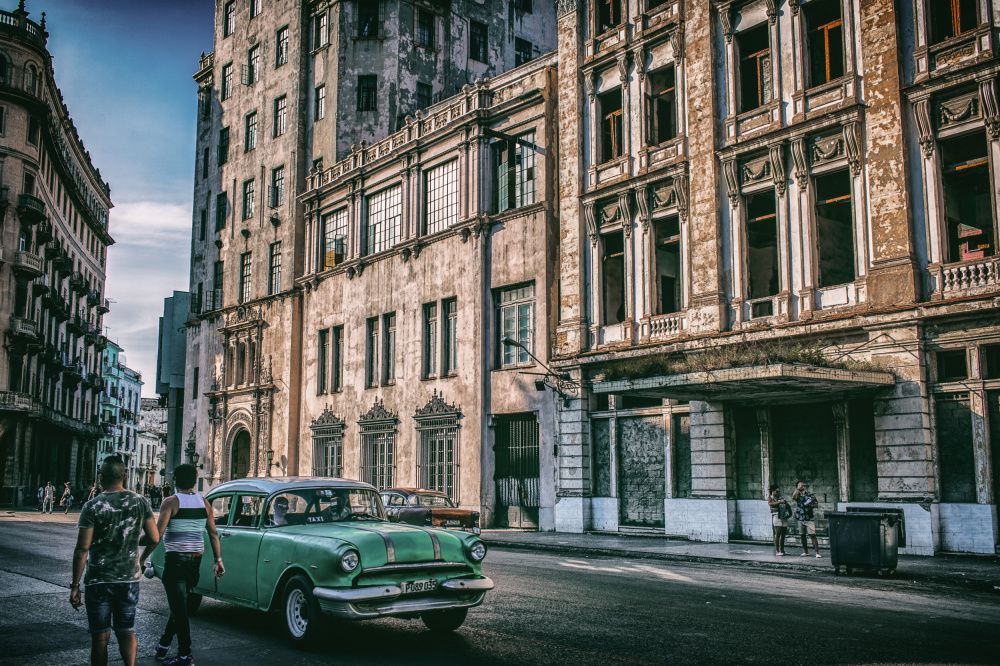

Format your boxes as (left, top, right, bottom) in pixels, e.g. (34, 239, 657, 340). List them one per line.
(382, 312, 396, 385)
(470, 20, 488, 63)
(245, 112, 258, 153)
(316, 85, 326, 120)
(366, 316, 380, 388)
(242, 179, 256, 220)
(321, 208, 349, 270)
(425, 160, 460, 235)
(274, 95, 287, 137)
(276, 26, 289, 67)
(223, 1, 235, 37)
(268, 241, 282, 295)
(271, 165, 285, 208)
(599, 89, 624, 164)
(496, 283, 535, 368)
(364, 185, 403, 256)
(238, 251, 252, 304)
(357, 76, 376, 112)
(423, 302, 439, 378)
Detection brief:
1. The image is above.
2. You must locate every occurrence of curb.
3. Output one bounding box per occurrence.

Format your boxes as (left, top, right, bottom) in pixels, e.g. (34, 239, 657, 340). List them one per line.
(485, 539, 1000, 592)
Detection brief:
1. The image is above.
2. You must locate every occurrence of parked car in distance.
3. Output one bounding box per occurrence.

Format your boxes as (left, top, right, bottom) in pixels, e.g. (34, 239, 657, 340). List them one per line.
(380, 488, 481, 534)
(149, 477, 493, 646)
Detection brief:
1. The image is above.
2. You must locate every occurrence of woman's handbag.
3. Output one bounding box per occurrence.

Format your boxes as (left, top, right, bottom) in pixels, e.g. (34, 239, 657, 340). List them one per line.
(778, 503, 792, 520)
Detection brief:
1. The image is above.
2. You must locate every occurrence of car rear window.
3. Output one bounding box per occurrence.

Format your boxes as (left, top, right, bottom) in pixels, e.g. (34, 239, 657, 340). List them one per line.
(412, 494, 454, 507)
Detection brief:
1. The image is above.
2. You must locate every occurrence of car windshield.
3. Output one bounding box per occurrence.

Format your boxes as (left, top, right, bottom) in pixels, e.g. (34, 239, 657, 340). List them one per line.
(409, 493, 455, 508)
(265, 487, 385, 527)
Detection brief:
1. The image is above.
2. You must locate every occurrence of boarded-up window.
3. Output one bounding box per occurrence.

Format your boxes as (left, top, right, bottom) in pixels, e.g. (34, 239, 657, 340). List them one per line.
(617, 416, 666, 528)
(673, 414, 692, 498)
(936, 393, 976, 503)
(592, 418, 612, 497)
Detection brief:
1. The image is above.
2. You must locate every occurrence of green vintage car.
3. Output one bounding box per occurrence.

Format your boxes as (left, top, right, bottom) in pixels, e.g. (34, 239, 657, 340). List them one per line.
(150, 477, 493, 645)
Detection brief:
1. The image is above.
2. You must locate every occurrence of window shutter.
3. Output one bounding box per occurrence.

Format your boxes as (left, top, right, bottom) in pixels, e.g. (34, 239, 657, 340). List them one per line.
(241, 64, 249, 86)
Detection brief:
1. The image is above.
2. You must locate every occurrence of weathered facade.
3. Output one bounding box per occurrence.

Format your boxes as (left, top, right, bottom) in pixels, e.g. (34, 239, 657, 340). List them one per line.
(182, 0, 558, 526)
(552, 0, 1000, 555)
(0, 2, 114, 504)
(98, 340, 142, 490)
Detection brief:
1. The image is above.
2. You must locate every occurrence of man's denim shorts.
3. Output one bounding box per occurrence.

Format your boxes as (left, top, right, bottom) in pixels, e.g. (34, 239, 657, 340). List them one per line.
(84, 582, 141, 634)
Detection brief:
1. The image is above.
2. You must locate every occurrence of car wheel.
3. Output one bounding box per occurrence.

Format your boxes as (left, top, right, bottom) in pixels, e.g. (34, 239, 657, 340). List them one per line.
(186, 593, 202, 616)
(421, 607, 468, 632)
(282, 575, 324, 646)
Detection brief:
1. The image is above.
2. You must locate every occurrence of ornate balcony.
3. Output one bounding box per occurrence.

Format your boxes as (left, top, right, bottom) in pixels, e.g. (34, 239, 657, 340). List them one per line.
(934, 256, 1000, 299)
(68, 313, 87, 335)
(35, 220, 52, 243)
(8, 315, 38, 341)
(11, 250, 43, 279)
(69, 272, 87, 294)
(16, 193, 47, 225)
(44, 240, 62, 260)
(87, 290, 101, 307)
(0, 391, 33, 412)
(62, 363, 85, 386)
(97, 298, 111, 314)
(44, 292, 70, 321)
(648, 312, 686, 342)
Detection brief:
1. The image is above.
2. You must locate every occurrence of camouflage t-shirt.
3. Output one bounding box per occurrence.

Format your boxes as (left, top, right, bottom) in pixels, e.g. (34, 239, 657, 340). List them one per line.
(78, 490, 153, 585)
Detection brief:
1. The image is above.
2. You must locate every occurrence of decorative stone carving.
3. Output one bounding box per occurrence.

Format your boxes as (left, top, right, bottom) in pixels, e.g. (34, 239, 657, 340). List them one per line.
(843, 122, 861, 175)
(978, 78, 1000, 139)
(556, 0, 577, 18)
(769, 143, 786, 196)
(789, 0, 800, 15)
(674, 173, 689, 220)
(585, 71, 596, 103)
(791, 139, 808, 190)
(359, 398, 397, 423)
(584, 202, 598, 246)
(651, 181, 677, 210)
(617, 53, 630, 83)
(635, 185, 651, 231)
(810, 135, 843, 164)
(310, 405, 345, 430)
(723, 159, 739, 207)
(741, 155, 772, 183)
(939, 92, 979, 127)
(633, 45, 646, 81)
(669, 25, 684, 59)
(414, 389, 460, 418)
(913, 98, 935, 158)
(719, 4, 734, 43)
(618, 192, 632, 238)
(764, 0, 777, 23)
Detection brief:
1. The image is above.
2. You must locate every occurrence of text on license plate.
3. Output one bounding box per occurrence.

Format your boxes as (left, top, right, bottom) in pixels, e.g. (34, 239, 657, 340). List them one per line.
(402, 578, 438, 594)
(445, 520, 461, 526)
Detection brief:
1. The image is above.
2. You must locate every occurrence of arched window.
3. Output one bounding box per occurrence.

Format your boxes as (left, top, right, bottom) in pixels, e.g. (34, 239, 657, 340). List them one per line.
(0, 55, 9, 85)
(25, 64, 37, 95)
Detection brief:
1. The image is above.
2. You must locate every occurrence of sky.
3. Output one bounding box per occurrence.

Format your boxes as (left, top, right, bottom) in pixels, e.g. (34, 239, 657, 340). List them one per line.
(34, 0, 215, 396)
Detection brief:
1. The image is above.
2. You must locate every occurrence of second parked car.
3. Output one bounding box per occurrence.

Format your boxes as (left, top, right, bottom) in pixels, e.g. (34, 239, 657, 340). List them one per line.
(380, 488, 481, 534)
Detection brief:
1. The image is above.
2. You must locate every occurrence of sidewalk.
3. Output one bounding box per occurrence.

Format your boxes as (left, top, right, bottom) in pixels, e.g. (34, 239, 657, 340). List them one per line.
(482, 529, 1000, 591)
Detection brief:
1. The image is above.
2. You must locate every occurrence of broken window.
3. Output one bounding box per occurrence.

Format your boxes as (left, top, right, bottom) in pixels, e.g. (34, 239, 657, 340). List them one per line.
(814, 170, 856, 287)
(358, 1, 381, 38)
(598, 0, 622, 34)
(321, 208, 348, 270)
(416, 10, 435, 48)
(941, 131, 994, 262)
(492, 132, 537, 213)
(357, 76, 376, 112)
(470, 21, 488, 63)
(937, 349, 968, 381)
(737, 24, 771, 113)
(647, 66, 677, 145)
(745, 191, 779, 311)
(602, 230, 626, 325)
(599, 88, 623, 164)
(655, 215, 682, 314)
(805, 0, 844, 86)
(515, 38, 533, 67)
(929, 0, 978, 45)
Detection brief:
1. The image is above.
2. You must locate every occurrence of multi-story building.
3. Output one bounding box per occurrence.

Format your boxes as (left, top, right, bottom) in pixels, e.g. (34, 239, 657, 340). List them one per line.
(137, 397, 166, 493)
(182, 1, 556, 523)
(98, 340, 142, 489)
(550, 0, 1000, 555)
(155, 291, 188, 485)
(0, 1, 114, 504)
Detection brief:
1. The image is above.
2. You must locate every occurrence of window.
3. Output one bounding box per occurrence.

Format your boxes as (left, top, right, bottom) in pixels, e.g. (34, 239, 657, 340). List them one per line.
(601, 231, 626, 325)
(814, 170, 856, 287)
(199, 208, 207, 241)
(358, 1, 381, 37)
(322, 209, 349, 269)
(745, 191, 779, 314)
(424, 303, 438, 377)
(246, 45, 260, 85)
(215, 192, 228, 230)
(648, 67, 677, 145)
(364, 185, 402, 255)
(655, 215, 681, 314)
(357, 76, 376, 111)
(416, 9, 435, 47)
(598, 0, 622, 34)
(425, 161, 460, 234)
(274, 96, 287, 136)
(193, 367, 200, 399)
(492, 132, 537, 213)
(982, 344, 1000, 379)
(245, 112, 257, 152)
(222, 63, 233, 100)
(23, 172, 34, 195)
(202, 147, 210, 179)
(314, 12, 329, 49)
(213, 261, 224, 305)
(514, 0, 532, 11)
(0, 106, 6, 134)
(249, 0, 260, 19)
(318, 329, 329, 393)
(443, 298, 457, 375)
(242, 179, 256, 220)
(930, 0, 978, 45)
(271, 166, 284, 207)
(312, 422, 344, 476)
(332, 326, 344, 391)
(515, 38, 533, 67)
(498, 284, 534, 367)
(941, 131, 993, 261)
(360, 418, 396, 489)
(805, 0, 844, 86)
(210, 495, 233, 526)
(937, 350, 968, 381)
(239, 252, 252, 303)
(218, 127, 230, 165)
(276, 27, 289, 66)
(417, 414, 459, 500)
(224, 1, 235, 36)
(738, 25, 772, 113)
(27, 117, 38, 145)
(599, 89, 623, 163)
(383, 312, 396, 385)
(366, 317, 380, 387)
(416, 82, 432, 111)
(470, 21, 488, 63)
(315, 85, 326, 120)
(268, 241, 281, 295)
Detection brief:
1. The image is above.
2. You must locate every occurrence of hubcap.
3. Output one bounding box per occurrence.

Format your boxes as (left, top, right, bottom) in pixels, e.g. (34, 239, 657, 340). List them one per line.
(286, 588, 309, 638)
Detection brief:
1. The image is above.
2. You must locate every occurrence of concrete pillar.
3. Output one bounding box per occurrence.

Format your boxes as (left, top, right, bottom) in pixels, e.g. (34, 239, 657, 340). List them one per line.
(968, 347, 994, 505)
(755, 406, 772, 499)
(684, 401, 735, 541)
(554, 377, 593, 533)
(832, 401, 850, 503)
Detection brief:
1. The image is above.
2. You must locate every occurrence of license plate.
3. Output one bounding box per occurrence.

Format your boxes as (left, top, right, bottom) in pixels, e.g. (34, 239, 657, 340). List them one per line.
(402, 578, 438, 594)
(445, 520, 461, 526)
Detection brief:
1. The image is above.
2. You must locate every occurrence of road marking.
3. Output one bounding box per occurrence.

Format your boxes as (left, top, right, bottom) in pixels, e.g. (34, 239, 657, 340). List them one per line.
(559, 559, 695, 582)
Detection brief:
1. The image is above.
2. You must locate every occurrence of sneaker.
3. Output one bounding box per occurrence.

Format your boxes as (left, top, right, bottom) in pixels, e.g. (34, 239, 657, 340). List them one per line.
(800, 552, 809, 556)
(815, 553, 822, 558)
(154, 644, 169, 660)
(776, 552, 785, 556)
(163, 656, 193, 666)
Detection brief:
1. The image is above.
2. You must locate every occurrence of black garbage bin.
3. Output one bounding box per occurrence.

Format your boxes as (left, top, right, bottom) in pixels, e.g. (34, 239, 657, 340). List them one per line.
(846, 506, 906, 547)
(826, 511, 899, 576)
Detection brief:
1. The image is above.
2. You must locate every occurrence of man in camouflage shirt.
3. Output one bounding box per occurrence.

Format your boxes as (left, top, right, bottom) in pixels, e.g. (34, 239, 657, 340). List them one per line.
(70, 456, 159, 666)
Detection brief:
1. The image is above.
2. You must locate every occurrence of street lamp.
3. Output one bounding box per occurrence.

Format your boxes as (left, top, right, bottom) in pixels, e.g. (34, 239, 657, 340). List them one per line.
(266, 449, 282, 476)
(500, 336, 580, 405)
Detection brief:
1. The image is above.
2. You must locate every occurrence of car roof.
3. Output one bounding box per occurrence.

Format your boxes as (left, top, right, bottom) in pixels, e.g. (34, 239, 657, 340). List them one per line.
(207, 476, 376, 496)
(383, 487, 447, 496)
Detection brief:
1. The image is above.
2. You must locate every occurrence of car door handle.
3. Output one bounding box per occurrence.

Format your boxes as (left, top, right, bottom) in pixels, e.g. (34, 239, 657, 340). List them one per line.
(220, 532, 232, 538)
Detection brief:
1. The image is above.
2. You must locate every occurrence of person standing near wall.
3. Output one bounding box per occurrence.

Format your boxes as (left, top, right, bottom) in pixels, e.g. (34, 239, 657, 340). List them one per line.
(792, 481, 822, 558)
(768, 485, 789, 556)
(43, 481, 56, 514)
(38, 484, 45, 511)
(62, 482, 74, 514)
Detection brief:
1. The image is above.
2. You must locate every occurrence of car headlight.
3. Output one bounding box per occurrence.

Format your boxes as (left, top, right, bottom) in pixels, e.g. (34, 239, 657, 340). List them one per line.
(468, 540, 487, 562)
(340, 549, 360, 572)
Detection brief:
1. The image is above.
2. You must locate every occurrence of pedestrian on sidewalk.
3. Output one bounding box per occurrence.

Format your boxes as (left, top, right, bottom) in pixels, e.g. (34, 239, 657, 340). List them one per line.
(70, 456, 159, 666)
(62, 482, 75, 514)
(87, 482, 101, 503)
(43, 481, 55, 514)
(141, 463, 224, 666)
(792, 481, 822, 558)
(768, 485, 790, 556)
(37, 484, 45, 511)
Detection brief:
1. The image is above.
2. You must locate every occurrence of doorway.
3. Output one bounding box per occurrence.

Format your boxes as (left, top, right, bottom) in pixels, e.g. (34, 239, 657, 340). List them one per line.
(493, 413, 540, 529)
(231, 430, 251, 479)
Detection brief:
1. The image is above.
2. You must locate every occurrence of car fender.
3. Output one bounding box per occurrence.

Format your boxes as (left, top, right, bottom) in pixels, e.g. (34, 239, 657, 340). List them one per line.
(257, 531, 358, 611)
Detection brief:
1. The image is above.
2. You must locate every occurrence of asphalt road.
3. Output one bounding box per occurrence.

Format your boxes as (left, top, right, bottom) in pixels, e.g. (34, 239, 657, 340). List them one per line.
(1, 519, 998, 666)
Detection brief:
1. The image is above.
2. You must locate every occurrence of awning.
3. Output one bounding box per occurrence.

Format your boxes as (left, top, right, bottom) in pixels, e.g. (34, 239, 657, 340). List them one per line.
(592, 364, 895, 404)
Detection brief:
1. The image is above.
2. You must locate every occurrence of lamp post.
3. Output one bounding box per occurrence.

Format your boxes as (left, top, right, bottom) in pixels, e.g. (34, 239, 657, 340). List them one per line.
(500, 336, 581, 405)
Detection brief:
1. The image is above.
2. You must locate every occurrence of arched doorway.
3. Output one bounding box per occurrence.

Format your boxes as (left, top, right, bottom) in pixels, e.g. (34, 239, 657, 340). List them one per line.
(231, 430, 251, 479)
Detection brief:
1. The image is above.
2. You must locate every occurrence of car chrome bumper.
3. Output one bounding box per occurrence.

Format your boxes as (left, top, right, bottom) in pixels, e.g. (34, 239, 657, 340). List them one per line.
(313, 575, 494, 619)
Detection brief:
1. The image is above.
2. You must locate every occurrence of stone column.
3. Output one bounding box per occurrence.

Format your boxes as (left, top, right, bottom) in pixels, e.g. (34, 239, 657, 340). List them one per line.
(756, 406, 773, 499)
(687, 401, 735, 542)
(968, 347, 994, 505)
(832, 401, 851, 503)
(555, 369, 593, 533)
